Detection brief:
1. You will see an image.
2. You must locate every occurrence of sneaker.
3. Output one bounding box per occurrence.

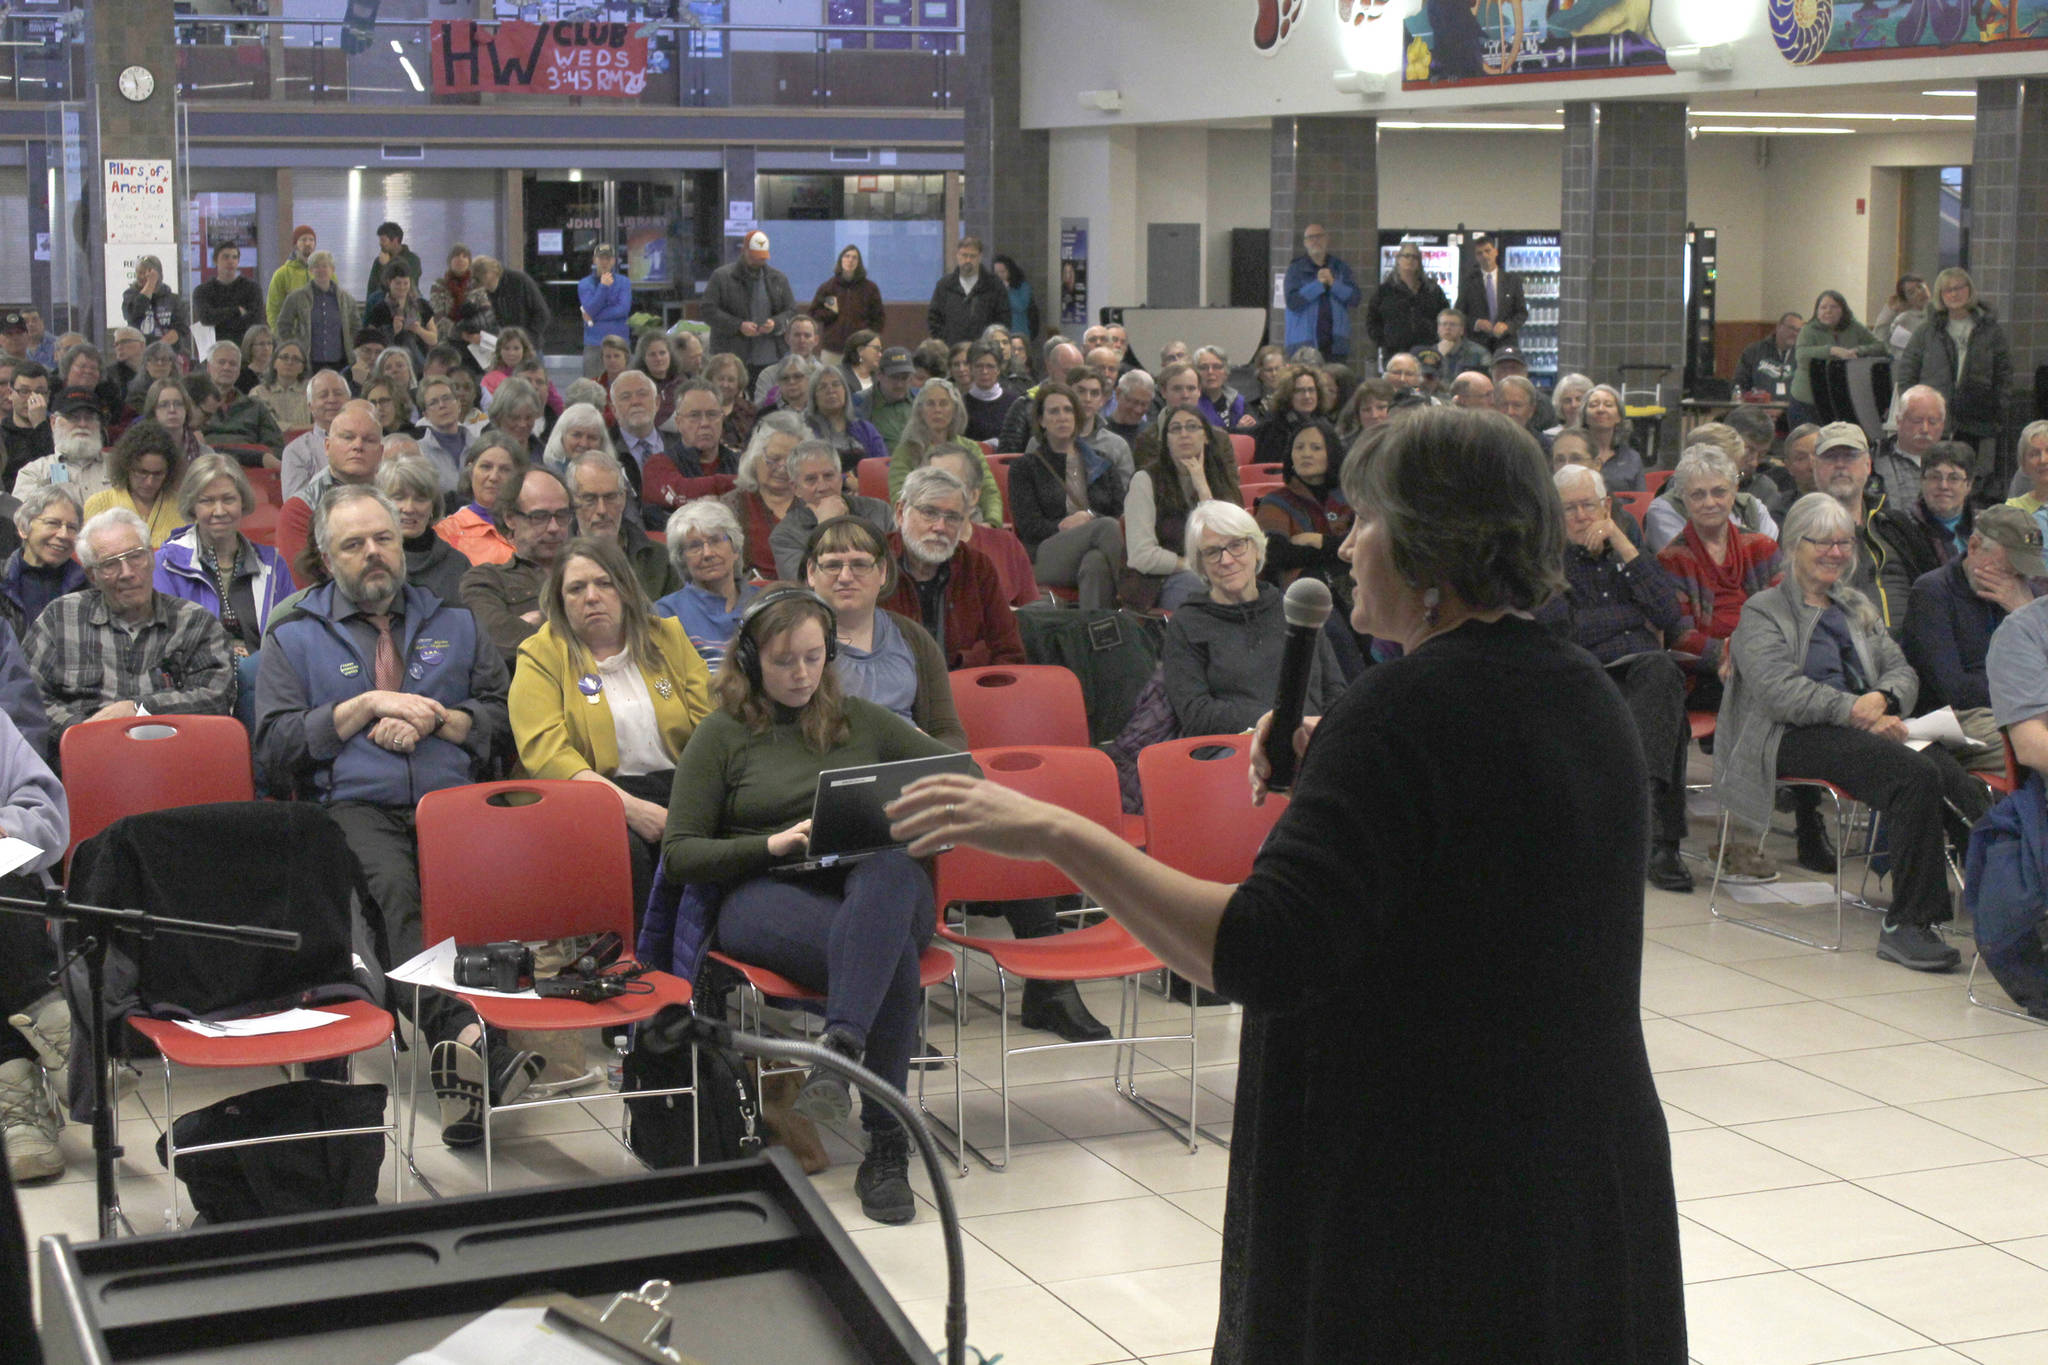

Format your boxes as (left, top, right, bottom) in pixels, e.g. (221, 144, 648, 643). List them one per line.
(854, 1125, 916, 1224)
(1, 1056, 63, 1183)
(1876, 920, 1961, 973)
(8, 991, 71, 1073)
(792, 1027, 861, 1127)
(1709, 842, 1780, 885)
(431, 1038, 544, 1147)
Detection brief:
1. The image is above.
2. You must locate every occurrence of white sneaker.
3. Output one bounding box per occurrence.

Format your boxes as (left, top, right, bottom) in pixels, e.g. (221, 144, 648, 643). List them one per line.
(1, 1056, 63, 1183)
(10, 990, 72, 1072)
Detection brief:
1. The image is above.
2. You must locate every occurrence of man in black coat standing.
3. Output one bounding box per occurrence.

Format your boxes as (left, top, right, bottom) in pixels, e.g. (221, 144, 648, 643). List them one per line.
(926, 235, 1008, 345)
(1453, 233, 1527, 355)
(191, 243, 265, 352)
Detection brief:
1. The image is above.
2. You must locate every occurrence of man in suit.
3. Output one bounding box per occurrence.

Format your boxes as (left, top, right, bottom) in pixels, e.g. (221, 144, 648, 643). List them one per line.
(1454, 234, 1528, 354)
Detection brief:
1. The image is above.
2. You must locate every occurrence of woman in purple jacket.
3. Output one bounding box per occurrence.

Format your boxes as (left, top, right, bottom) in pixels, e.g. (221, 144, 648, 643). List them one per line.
(152, 452, 295, 657)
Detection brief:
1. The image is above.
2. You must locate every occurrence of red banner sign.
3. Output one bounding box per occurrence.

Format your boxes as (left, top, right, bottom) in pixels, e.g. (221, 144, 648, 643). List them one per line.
(430, 21, 649, 98)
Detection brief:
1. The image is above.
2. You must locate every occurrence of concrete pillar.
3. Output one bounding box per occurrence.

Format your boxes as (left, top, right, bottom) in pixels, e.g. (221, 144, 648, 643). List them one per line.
(1558, 100, 1688, 413)
(963, 0, 1049, 292)
(1970, 76, 2048, 453)
(1268, 116, 1376, 366)
(1046, 127, 1139, 328)
(87, 0, 180, 342)
(721, 145, 756, 266)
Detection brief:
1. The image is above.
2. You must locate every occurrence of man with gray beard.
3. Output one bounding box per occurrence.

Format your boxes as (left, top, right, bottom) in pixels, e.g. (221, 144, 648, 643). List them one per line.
(11, 388, 112, 503)
(880, 466, 1022, 671)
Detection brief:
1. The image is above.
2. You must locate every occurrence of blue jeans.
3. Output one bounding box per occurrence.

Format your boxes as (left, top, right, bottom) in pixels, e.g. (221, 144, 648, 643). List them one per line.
(715, 850, 934, 1131)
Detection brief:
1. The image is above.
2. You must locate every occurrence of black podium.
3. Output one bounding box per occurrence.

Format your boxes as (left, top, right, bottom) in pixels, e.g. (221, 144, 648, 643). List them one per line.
(38, 1150, 934, 1364)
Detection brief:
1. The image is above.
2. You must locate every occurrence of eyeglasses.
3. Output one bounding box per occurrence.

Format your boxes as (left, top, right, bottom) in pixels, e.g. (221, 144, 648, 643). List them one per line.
(1559, 498, 1605, 517)
(1801, 536, 1857, 554)
(91, 547, 151, 577)
(426, 391, 459, 406)
(1923, 470, 1972, 485)
(909, 504, 966, 527)
(514, 508, 574, 527)
(30, 516, 78, 535)
(681, 535, 731, 555)
(1198, 537, 1255, 566)
(814, 555, 879, 577)
(574, 491, 627, 510)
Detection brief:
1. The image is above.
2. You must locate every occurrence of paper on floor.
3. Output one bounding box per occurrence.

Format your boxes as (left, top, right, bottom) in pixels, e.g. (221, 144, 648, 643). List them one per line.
(1724, 880, 1841, 905)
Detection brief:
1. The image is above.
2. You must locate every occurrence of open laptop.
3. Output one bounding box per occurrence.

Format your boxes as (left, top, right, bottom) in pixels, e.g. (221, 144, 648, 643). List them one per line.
(775, 751, 980, 873)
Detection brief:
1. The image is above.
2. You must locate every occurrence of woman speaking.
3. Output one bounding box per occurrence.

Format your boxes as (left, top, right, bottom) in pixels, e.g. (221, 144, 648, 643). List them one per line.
(888, 407, 1686, 1362)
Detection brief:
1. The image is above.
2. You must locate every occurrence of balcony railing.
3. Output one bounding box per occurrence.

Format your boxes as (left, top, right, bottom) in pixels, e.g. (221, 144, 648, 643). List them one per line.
(161, 16, 962, 111)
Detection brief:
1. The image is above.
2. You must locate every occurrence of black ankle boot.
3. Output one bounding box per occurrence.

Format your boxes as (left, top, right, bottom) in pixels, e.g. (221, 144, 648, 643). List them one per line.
(1795, 810, 1837, 874)
(1020, 979, 1111, 1042)
(855, 1124, 916, 1224)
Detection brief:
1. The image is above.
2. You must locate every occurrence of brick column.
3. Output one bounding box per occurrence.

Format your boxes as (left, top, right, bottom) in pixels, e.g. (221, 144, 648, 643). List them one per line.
(87, 0, 180, 341)
(1268, 116, 1377, 366)
(963, 0, 1049, 288)
(1970, 77, 2048, 457)
(1558, 100, 1688, 415)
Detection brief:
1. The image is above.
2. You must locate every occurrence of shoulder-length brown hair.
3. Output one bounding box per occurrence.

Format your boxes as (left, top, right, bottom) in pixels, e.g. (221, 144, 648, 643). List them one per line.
(542, 535, 663, 676)
(712, 585, 851, 755)
(1135, 404, 1241, 521)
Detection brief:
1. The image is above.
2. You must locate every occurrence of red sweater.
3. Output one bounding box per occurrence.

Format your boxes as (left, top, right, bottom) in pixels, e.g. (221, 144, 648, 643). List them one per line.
(882, 534, 1027, 670)
(1655, 523, 1782, 670)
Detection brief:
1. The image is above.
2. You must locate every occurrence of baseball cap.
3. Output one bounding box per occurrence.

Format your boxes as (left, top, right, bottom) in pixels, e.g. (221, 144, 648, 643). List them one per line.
(1490, 345, 1527, 371)
(52, 386, 102, 419)
(1415, 348, 1443, 376)
(0, 311, 26, 336)
(743, 230, 771, 260)
(879, 346, 914, 377)
(1815, 421, 1870, 456)
(1974, 506, 2048, 578)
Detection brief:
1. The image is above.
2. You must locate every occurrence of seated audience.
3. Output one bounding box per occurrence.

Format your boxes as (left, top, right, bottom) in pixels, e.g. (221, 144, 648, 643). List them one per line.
(1733, 312, 1802, 399)
(628, 332, 683, 430)
(805, 366, 886, 477)
(138, 377, 209, 469)
(276, 399, 384, 569)
(83, 420, 183, 548)
(758, 353, 817, 418)
(1715, 492, 1986, 971)
(1, 361, 53, 484)
(0, 488, 85, 627)
(1252, 364, 1327, 469)
(256, 484, 516, 1145)
(1254, 416, 1353, 601)
(566, 448, 677, 601)
(798, 516, 964, 746)
(1874, 385, 1949, 509)
(1979, 586, 2048, 1014)
(435, 431, 527, 567)
(1642, 423, 1780, 551)
(463, 466, 572, 669)
(1433, 309, 1491, 380)
(1100, 369, 1154, 449)
(1548, 464, 1693, 893)
(890, 378, 998, 520)
(653, 500, 761, 672)
(1808, 422, 1895, 631)
(539, 401, 612, 480)
(1065, 366, 1134, 486)
(1720, 405, 1792, 512)
(251, 340, 312, 431)
(2006, 420, 2048, 540)
(202, 342, 287, 460)
(704, 352, 756, 452)
(662, 588, 954, 1221)
(1125, 405, 1241, 611)
(412, 374, 475, 490)
(960, 344, 1019, 443)
(153, 453, 295, 657)
(1780, 422, 1822, 507)
(511, 535, 712, 914)
(485, 376, 546, 463)
(607, 369, 674, 500)
(377, 454, 470, 605)
(479, 327, 540, 398)
(1546, 372, 1593, 435)
(14, 388, 111, 504)
(882, 466, 1025, 669)
(921, 441, 1039, 608)
(1571, 383, 1642, 493)
(1008, 382, 1126, 610)
(1164, 499, 1340, 737)
(1655, 446, 1783, 713)
(281, 369, 353, 501)
(1875, 441, 1983, 629)
(1904, 506, 2042, 744)
(25, 507, 236, 737)
(859, 347, 917, 448)
(1192, 346, 1254, 431)
(771, 439, 893, 582)
(1492, 375, 1548, 449)
(640, 379, 739, 519)
(721, 412, 806, 581)
(0, 700, 67, 1183)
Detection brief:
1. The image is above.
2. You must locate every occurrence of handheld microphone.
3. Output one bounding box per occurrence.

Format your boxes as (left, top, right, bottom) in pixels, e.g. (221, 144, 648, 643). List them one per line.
(1263, 576, 1333, 794)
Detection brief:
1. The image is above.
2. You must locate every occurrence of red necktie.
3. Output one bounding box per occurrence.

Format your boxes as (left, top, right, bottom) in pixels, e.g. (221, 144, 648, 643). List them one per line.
(368, 614, 401, 692)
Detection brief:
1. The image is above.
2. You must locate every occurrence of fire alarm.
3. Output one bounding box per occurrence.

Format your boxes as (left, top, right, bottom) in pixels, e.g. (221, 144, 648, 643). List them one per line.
(1856, 198, 1866, 215)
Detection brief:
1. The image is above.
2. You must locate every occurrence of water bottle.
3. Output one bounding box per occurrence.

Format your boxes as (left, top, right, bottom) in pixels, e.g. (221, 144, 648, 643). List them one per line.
(609, 1031, 631, 1091)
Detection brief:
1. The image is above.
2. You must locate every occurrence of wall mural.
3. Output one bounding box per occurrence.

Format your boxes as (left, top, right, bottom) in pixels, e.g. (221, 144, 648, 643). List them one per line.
(1401, 1, 1667, 86)
(1254, 0, 1405, 54)
(1772, 0, 2046, 66)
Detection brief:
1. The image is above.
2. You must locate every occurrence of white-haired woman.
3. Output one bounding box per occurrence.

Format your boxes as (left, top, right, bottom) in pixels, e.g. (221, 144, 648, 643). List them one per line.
(1570, 383, 1642, 493)
(1, 486, 87, 627)
(653, 499, 761, 672)
(1715, 491, 1987, 973)
(760, 352, 818, 417)
(1193, 345, 1254, 431)
(153, 453, 295, 656)
(721, 411, 805, 580)
(1545, 372, 1594, 437)
(377, 454, 470, 604)
(539, 400, 613, 478)
(1160, 499, 1340, 737)
(1654, 445, 1783, 710)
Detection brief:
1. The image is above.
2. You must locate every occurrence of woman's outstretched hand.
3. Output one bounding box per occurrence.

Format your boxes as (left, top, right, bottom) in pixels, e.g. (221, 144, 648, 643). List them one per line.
(887, 773, 1058, 860)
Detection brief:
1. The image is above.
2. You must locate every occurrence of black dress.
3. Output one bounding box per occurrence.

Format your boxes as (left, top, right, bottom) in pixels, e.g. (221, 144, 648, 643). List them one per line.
(1210, 615, 1685, 1363)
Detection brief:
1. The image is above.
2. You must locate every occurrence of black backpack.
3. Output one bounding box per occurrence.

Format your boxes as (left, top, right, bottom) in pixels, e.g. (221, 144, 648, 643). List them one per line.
(154, 1080, 386, 1224)
(1016, 608, 1168, 744)
(624, 1003, 762, 1167)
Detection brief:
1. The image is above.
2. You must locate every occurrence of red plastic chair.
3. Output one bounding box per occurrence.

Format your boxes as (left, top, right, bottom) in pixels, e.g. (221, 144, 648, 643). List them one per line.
(1245, 462, 1284, 481)
(240, 502, 281, 547)
(60, 715, 255, 866)
(414, 780, 695, 1188)
(246, 466, 283, 507)
(934, 747, 1197, 1168)
(1229, 434, 1256, 465)
(856, 456, 891, 502)
(1644, 468, 1673, 496)
(986, 459, 1011, 523)
(1239, 481, 1283, 509)
(1137, 733, 1288, 884)
(1611, 489, 1653, 523)
(950, 665, 1088, 749)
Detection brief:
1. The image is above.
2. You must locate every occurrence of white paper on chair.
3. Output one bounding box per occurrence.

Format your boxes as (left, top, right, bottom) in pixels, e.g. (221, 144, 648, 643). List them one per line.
(386, 937, 541, 999)
(1725, 881, 1841, 906)
(1901, 706, 1991, 753)
(0, 837, 44, 880)
(172, 1008, 347, 1037)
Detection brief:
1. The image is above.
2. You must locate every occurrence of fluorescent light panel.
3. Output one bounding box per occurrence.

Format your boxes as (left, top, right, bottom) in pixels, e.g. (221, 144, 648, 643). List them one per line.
(1694, 109, 1973, 122)
(1693, 125, 1854, 135)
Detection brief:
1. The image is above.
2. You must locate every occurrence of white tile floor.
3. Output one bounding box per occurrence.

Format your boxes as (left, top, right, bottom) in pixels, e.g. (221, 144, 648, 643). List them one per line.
(18, 799, 2048, 1364)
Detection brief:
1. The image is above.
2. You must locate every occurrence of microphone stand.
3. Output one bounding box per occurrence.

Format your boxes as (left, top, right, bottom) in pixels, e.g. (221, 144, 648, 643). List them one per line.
(642, 1008, 969, 1365)
(0, 885, 300, 1239)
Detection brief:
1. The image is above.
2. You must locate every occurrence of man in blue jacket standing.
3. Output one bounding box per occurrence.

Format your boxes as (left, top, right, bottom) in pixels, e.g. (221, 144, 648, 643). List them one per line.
(577, 243, 634, 378)
(255, 484, 524, 1147)
(1283, 224, 1361, 363)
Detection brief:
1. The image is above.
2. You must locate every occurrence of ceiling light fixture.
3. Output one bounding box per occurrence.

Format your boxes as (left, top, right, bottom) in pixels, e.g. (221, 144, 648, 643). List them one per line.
(1693, 109, 1973, 122)
(1692, 125, 1855, 135)
(1922, 89, 1976, 97)
(1380, 119, 1562, 131)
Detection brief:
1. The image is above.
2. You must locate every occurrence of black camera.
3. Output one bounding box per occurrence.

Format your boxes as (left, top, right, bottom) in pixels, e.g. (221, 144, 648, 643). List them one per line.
(452, 941, 534, 992)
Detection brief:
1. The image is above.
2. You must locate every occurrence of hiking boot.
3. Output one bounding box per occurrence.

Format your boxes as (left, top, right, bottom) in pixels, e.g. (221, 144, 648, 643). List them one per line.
(855, 1124, 916, 1224)
(431, 1038, 543, 1147)
(1876, 920, 1961, 973)
(1795, 808, 1839, 874)
(1, 1056, 63, 1183)
(1648, 843, 1695, 893)
(793, 1027, 861, 1127)
(8, 991, 71, 1073)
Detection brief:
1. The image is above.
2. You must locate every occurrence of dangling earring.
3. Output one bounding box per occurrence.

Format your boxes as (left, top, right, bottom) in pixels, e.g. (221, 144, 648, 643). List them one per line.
(1422, 587, 1442, 628)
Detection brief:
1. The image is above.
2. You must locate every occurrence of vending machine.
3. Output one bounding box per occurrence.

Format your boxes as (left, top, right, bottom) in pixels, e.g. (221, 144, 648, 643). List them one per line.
(1379, 228, 1561, 386)
(1683, 226, 1720, 394)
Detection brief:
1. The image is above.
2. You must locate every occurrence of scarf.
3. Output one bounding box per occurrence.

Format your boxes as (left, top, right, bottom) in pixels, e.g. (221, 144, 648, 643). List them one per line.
(200, 537, 244, 642)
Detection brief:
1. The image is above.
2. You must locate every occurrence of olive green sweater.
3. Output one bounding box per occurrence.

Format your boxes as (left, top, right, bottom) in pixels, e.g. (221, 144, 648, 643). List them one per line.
(661, 695, 958, 887)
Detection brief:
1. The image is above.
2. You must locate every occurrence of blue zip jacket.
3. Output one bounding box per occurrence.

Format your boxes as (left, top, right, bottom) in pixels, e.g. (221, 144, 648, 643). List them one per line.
(260, 581, 491, 806)
(1965, 772, 2048, 1011)
(578, 271, 634, 348)
(1283, 253, 1361, 355)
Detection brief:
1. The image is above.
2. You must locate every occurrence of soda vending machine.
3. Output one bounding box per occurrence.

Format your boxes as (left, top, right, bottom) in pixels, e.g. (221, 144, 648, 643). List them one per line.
(1683, 226, 1719, 394)
(1380, 228, 1561, 386)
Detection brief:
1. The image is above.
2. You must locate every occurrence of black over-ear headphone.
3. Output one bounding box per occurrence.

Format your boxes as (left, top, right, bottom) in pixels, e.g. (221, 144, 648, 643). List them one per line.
(732, 586, 838, 685)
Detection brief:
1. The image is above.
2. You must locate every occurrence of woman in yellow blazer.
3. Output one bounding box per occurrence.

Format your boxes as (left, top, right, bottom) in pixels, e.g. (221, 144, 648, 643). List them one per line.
(512, 534, 713, 917)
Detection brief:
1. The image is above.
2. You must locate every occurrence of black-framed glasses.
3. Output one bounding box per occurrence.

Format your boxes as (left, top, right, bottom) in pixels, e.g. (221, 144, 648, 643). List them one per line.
(514, 508, 574, 527)
(1198, 537, 1255, 566)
